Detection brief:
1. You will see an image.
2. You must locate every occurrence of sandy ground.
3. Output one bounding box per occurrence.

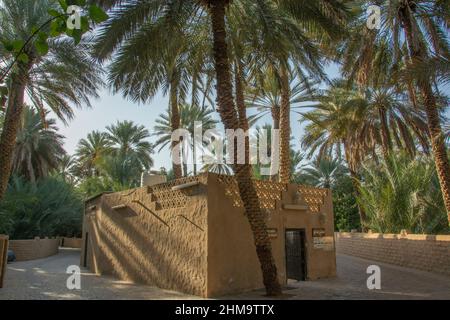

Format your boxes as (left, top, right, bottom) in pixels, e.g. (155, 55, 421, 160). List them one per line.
(1, 248, 449, 300)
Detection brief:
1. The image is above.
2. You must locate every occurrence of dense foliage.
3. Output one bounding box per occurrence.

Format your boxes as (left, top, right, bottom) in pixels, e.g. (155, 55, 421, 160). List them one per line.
(358, 153, 448, 234)
(0, 175, 83, 239)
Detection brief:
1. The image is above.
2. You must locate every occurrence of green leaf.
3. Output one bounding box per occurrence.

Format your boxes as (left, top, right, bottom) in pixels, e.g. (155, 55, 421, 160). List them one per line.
(12, 40, 25, 52)
(17, 53, 29, 64)
(71, 29, 82, 45)
(80, 16, 89, 33)
(2, 40, 14, 52)
(35, 40, 49, 56)
(50, 20, 62, 37)
(58, 0, 68, 11)
(67, 0, 84, 5)
(88, 5, 108, 24)
(38, 32, 48, 42)
(48, 9, 60, 17)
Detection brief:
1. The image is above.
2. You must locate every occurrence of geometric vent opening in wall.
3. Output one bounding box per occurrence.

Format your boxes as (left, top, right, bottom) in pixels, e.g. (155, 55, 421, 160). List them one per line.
(217, 175, 286, 210)
(297, 186, 327, 213)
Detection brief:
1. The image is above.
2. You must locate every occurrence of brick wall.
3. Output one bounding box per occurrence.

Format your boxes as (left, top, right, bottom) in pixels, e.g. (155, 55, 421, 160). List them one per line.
(335, 232, 450, 276)
(61, 237, 82, 248)
(8, 237, 59, 261)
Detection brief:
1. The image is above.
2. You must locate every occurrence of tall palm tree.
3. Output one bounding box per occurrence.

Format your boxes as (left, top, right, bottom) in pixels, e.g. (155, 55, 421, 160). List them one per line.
(246, 73, 319, 130)
(297, 156, 346, 189)
(340, 0, 450, 222)
(93, 3, 212, 179)
(235, 0, 348, 184)
(105, 120, 154, 171)
(0, 0, 104, 199)
(57, 154, 77, 185)
(12, 106, 66, 183)
(74, 131, 112, 178)
(153, 103, 217, 176)
(355, 85, 431, 159)
(301, 82, 370, 227)
(95, 0, 284, 295)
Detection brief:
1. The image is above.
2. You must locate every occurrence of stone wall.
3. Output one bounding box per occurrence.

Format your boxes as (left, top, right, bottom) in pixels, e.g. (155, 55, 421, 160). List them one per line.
(62, 237, 82, 248)
(335, 232, 450, 276)
(8, 237, 59, 261)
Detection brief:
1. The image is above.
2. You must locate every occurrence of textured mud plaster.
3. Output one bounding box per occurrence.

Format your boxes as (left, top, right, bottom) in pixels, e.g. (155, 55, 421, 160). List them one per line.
(206, 175, 336, 297)
(81, 182, 208, 297)
(82, 173, 336, 298)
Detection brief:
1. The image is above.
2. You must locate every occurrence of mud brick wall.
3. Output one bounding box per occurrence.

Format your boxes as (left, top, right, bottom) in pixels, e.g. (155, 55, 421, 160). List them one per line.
(335, 232, 450, 276)
(8, 237, 59, 261)
(62, 237, 82, 248)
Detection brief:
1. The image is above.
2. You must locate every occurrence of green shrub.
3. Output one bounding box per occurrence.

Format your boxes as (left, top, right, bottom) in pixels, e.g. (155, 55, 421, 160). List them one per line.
(358, 153, 449, 234)
(0, 175, 83, 239)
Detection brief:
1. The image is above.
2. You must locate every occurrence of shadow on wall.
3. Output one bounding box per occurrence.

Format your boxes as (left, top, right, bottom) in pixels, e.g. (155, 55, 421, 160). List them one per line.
(87, 194, 207, 296)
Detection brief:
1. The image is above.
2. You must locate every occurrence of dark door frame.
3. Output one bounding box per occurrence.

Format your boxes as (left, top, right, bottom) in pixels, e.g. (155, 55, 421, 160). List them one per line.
(83, 232, 89, 268)
(285, 228, 307, 281)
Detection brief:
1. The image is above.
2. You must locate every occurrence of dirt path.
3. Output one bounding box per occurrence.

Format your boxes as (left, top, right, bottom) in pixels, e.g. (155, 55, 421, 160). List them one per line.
(1, 249, 449, 299)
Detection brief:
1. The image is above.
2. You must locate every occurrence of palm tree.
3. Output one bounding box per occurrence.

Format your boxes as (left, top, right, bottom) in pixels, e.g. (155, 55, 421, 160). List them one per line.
(12, 106, 66, 183)
(105, 120, 154, 171)
(235, 0, 348, 184)
(201, 136, 233, 175)
(93, 2, 211, 179)
(297, 156, 346, 189)
(57, 154, 77, 185)
(358, 153, 448, 234)
(153, 103, 217, 176)
(95, 0, 285, 295)
(301, 82, 369, 226)
(355, 85, 431, 159)
(74, 131, 112, 178)
(97, 153, 143, 191)
(246, 73, 319, 130)
(0, 0, 104, 200)
(340, 0, 450, 222)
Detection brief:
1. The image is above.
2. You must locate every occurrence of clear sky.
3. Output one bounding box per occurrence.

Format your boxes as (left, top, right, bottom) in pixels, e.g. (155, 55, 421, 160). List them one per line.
(55, 62, 448, 171)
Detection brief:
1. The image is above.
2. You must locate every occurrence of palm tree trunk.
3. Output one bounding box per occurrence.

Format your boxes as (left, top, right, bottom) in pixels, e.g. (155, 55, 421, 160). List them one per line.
(269, 106, 280, 181)
(193, 143, 197, 176)
(208, 0, 282, 296)
(0, 62, 32, 200)
(378, 106, 391, 159)
(399, 6, 450, 223)
(271, 107, 280, 130)
(169, 83, 183, 179)
(234, 61, 249, 165)
(278, 64, 291, 184)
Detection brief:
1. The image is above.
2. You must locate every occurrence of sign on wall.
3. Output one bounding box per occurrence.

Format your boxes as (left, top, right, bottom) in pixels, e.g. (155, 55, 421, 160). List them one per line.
(267, 228, 278, 239)
(312, 228, 334, 250)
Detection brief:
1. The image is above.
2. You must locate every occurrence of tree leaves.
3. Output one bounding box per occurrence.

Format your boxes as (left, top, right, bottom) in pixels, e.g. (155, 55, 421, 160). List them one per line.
(1, 0, 108, 81)
(89, 4, 109, 24)
(35, 32, 49, 56)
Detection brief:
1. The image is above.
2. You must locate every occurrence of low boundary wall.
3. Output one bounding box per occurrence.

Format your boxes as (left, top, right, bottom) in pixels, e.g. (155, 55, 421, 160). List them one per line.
(61, 237, 82, 248)
(335, 232, 450, 276)
(8, 237, 59, 261)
